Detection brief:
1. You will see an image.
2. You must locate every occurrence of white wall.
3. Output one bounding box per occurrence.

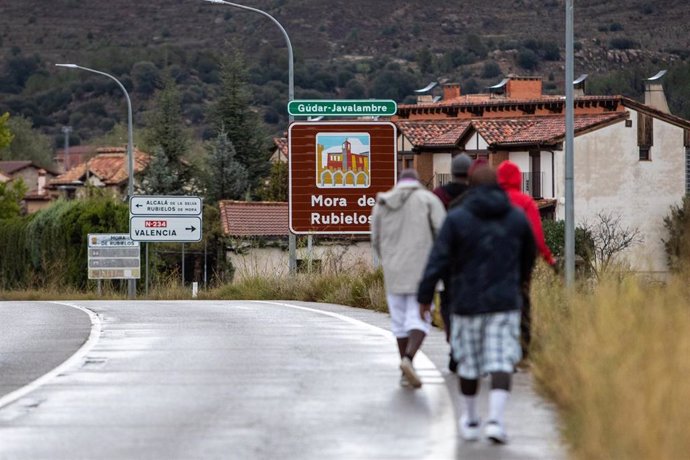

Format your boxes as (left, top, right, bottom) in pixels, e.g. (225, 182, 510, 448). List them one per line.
(464, 133, 489, 151)
(433, 153, 452, 175)
(228, 241, 375, 279)
(555, 114, 686, 273)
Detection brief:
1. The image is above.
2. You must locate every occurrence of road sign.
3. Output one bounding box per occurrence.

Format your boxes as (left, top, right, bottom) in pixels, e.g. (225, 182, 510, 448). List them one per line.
(287, 100, 397, 117)
(130, 196, 202, 216)
(130, 216, 202, 242)
(87, 233, 140, 279)
(289, 121, 397, 234)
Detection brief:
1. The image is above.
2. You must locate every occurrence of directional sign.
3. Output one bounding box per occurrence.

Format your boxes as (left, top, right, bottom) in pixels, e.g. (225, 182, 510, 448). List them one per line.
(87, 233, 140, 279)
(130, 195, 202, 216)
(130, 216, 202, 242)
(287, 100, 397, 117)
(289, 121, 397, 234)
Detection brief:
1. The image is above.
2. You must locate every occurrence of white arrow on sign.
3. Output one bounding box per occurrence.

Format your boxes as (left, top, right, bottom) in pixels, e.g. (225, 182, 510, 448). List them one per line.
(130, 196, 202, 216)
(130, 216, 202, 242)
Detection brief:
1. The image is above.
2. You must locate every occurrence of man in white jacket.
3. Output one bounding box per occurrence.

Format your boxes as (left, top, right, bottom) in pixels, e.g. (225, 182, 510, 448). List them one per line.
(371, 169, 446, 388)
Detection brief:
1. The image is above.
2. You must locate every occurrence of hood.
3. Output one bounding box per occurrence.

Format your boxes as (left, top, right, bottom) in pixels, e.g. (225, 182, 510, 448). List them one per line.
(462, 184, 512, 219)
(497, 160, 522, 192)
(376, 180, 422, 210)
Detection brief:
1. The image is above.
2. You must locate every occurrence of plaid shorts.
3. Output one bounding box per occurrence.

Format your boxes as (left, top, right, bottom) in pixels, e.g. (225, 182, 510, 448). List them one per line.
(450, 311, 521, 379)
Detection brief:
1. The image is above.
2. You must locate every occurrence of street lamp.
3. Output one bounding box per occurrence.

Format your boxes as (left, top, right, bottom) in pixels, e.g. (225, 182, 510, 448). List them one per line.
(203, 0, 294, 122)
(56, 63, 137, 298)
(203, 0, 298, 272)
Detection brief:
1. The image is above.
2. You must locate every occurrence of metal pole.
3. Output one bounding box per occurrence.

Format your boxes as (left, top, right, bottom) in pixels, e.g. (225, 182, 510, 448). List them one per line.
(145, 242, 149, 296)
(564, 0, 576, 286)
(61, 126, 72, 172)
(181, 243, 185, 287)
(203, 239, 208, 288)
(55, 63, 137, 298)
(203, 0, 298, 272)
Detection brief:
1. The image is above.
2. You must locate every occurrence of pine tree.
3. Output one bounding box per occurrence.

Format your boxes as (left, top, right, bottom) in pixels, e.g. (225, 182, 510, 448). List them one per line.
(210, 52, 269, 191)
(206, 129, 249, 203)
(0, 112, 13, 150)
(141, 78, 195, 194)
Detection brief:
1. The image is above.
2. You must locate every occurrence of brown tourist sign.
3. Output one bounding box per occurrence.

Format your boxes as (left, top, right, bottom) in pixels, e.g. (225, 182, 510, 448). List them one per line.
(289, 121, 397, 234)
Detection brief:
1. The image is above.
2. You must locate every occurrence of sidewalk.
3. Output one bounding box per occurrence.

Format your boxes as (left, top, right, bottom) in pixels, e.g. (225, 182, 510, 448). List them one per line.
(301, 301, 565, 460)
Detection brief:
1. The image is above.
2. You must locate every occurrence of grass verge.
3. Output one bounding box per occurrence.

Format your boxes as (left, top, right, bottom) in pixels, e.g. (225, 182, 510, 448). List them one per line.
(531, 269, 690, 460)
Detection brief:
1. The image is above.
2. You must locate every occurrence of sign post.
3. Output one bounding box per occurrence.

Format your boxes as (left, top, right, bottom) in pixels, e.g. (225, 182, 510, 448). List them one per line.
(87, 233, 140, 280)
(129, 196, 203, 242)
(288, 121, 397, 234)
(288, 100, 397, 117)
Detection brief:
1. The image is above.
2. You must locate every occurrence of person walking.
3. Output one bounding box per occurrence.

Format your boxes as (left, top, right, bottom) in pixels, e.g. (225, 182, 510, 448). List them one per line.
(496, 160, 555, 360)
(371, 168, 446, 389)
(431, 153, 472, 372)
(417, 164, 536, 443)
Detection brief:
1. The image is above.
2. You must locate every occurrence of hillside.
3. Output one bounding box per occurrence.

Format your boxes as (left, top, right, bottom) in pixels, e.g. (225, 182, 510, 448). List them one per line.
(1, 0, 689, 146)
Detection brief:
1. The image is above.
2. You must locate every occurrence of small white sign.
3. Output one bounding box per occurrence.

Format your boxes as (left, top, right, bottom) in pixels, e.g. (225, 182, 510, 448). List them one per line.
(87, 233, 140, 280)
(130, 195, 202, 216)
(130, 216, 202, 242)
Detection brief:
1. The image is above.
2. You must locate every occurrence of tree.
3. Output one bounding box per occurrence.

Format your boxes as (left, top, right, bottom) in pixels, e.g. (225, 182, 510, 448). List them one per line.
(140, 79, 196, 195)
(256, 161, 288, 202)
(205, 129, 248, 203)
(0, 178, 27, 219)
(0, 113, 13, 149)
(210, 52, 269, 192)
(0, 115, 54, 168)
(663, 196, 690, 272)
(583, 212, 642, 277)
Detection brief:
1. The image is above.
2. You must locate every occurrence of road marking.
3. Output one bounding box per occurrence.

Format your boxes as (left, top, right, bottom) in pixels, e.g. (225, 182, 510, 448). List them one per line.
(0, 302, 102, 410)
(252, 300, 457, 459)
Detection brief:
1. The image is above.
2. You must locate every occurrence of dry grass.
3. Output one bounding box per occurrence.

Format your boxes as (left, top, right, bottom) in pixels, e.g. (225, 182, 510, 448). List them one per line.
(531, 268, 690, 460)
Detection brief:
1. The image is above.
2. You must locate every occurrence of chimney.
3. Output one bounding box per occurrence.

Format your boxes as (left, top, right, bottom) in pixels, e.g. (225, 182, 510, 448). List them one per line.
(443, 83, 461, 100)
(38, 169, 46, 195)
(505, 75, 543, 99)
(645, 70, 670, 114)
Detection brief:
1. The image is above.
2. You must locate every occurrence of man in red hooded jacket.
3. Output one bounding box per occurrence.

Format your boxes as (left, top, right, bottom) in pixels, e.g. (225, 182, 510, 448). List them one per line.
(496, 160, 555, 360)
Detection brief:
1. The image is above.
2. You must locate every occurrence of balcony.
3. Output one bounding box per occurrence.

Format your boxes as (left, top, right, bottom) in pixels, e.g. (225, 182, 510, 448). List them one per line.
(521, 171, 544, 199)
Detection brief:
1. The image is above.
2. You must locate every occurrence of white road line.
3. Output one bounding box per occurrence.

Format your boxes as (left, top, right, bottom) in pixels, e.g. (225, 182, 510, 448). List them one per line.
(0, 302, 102, 410)
(254, 300, 442, 374)
(252, 300, 457, 459)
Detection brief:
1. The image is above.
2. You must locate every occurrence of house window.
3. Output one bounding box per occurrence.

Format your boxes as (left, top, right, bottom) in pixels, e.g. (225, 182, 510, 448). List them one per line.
(637, 113, 653, 161)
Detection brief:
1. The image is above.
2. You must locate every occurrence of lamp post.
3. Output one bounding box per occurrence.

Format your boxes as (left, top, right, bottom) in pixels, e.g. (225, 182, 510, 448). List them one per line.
(203, 0, 298, 272)
(56, 63, 137, 298)
(564, 0, 575, 286)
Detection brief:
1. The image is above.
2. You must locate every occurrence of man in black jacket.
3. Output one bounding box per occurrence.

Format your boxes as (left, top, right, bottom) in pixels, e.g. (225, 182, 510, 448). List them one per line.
(418, 165, 536, 444)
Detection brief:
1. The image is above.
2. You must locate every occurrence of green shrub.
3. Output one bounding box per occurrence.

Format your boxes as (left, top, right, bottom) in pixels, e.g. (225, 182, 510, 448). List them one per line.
(663, 196, 690, 272)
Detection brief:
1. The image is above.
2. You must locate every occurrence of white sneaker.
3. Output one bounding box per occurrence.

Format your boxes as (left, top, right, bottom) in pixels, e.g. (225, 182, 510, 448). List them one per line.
(458, 414, 481, 441)
(485, 420, 508, 444)
(399, 373, 410, 388)
(400, 357, 422, 388)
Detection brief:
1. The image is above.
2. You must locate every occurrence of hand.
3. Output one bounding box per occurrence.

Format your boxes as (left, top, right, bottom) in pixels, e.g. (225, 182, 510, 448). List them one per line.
(419, 303, 431, 321)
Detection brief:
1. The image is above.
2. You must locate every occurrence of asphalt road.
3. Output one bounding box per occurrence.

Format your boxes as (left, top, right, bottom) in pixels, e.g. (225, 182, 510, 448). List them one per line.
(0, 300, 563, 459)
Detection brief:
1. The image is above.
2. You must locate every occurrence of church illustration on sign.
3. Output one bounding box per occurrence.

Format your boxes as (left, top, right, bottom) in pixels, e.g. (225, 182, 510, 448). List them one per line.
(316, 133, 370, 188)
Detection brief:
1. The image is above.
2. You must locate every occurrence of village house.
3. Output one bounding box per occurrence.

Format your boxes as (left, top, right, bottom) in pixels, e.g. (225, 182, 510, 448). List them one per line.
(392, 74, 690, 274)
(48, 146, 150, 200)
(0, 160, 60, 214)
(219, 200, 373, 278)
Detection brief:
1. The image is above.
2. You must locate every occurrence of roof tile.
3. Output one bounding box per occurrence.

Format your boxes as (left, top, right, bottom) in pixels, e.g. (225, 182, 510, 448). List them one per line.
(219, 201, 288, 237)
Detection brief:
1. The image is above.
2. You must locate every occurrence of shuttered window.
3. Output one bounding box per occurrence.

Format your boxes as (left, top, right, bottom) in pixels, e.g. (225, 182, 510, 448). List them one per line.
(637, 113, 653, 161)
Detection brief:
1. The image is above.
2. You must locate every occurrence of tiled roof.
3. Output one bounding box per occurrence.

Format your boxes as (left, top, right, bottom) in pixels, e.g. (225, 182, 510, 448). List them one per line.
(219, 201, 289, 237)
(396, 113, 626, 149)
(49, 147, 150, 186)
(472, 113, 627, 146)
(397, 120, 472, 147)
(0, 160, 33, 175)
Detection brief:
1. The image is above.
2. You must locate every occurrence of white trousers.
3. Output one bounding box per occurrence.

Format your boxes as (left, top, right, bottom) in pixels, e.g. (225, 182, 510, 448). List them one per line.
(386, 293, 433, 338)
